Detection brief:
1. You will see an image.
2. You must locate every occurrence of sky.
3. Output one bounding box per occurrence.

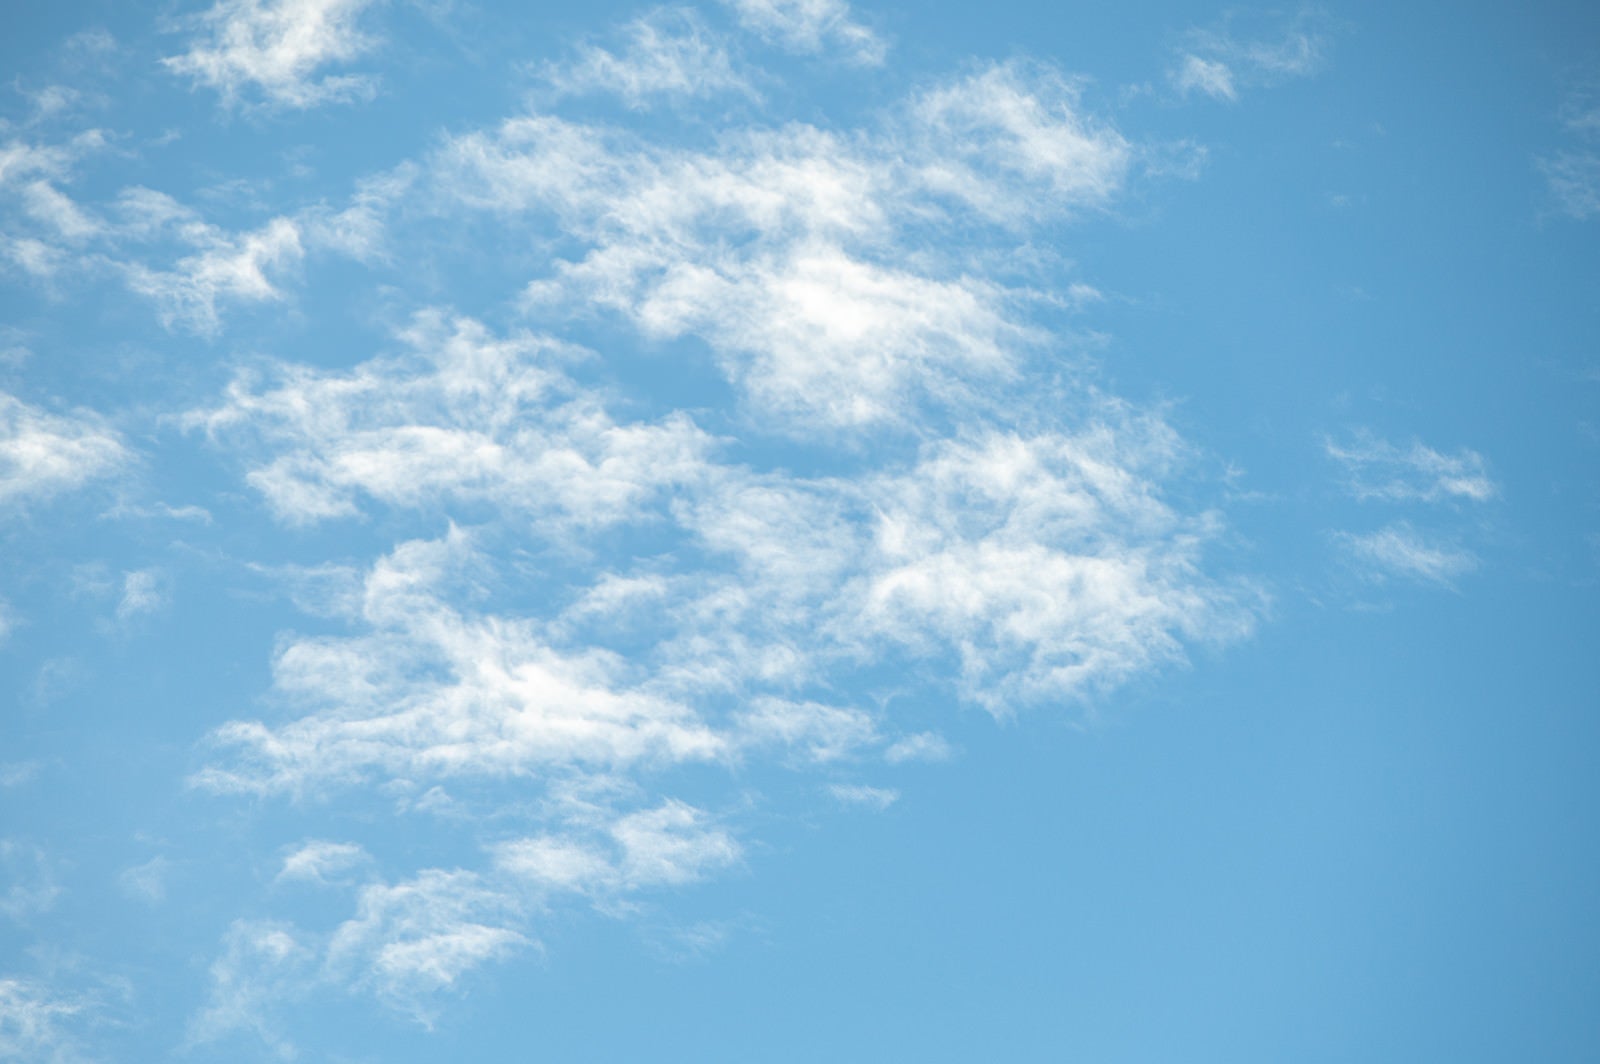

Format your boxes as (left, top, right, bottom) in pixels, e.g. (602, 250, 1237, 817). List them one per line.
(1, 0, 1597, 1060)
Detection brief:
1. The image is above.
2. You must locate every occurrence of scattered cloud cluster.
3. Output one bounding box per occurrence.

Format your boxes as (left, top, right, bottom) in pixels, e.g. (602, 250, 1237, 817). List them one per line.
(156, 31, 1262, 1042)
(442, 62, 1127, 430)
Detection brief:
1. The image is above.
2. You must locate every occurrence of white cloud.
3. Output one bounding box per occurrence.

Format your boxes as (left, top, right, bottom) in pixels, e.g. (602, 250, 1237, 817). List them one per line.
(325, 870, 526, 1017)
(735, 698, 879, 762)
(1171, 54, 1236, 102)
(276, 840, 371, 885)
(0, 764, 39, 790)
(0, 841, 58, 923)
(0, 392, 128, 509)
(1169, 11, 1330, 102)
(438, 62, 1127, 430)
(1541, 86, 1600, 221)
(163, 0, 379, 109)
(123, 215, 304, 335)
(119, 857, 170, 904)
(847, 426, 1253, 710)
(186, 919, 314, 1058)
(610, 801, 741, 887)
(718, 0, 886, 65)
(1325, 431, 1497, 504)
(115, 569, 167, 623)
(191, 529, 728, 797)
(548, 8, 754, 108)
(0, 977, 87, 1063)
(189, 311, 714, 524)
(827, 782, 898, 810)
(1336, 522, 1478, 586)
(1541, 150, 1600, 220)
(169, 31, 1265, 1036)
(883, 731, 953, 764)
(909, 62, 1131, 223)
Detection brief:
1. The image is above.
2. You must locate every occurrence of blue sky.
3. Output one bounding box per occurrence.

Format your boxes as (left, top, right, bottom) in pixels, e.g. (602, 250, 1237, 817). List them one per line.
(1, 0, 1597, 1060)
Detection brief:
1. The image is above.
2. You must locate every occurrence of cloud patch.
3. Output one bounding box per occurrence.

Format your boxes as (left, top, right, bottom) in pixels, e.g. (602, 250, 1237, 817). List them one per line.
(1325, 430, 1497, 504)
(163, 0, 379, 109)
(0, 392, 128, 509)
(719, 0, 886, 65)
(1169, 10, 1331, 102)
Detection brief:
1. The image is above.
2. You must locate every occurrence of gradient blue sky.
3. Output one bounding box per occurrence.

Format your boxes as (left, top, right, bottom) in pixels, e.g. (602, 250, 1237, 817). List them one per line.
(2, 1, 1597, 1060)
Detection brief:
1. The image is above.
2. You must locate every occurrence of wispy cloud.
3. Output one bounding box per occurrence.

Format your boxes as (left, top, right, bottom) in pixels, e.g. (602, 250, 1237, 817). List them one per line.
(0, 841, 59, 923)
(0, 977, 88, 1063)
(1325, 430, 1497, 504)
(163, 0, 379, 109)
(123, 215, 304, 334)
(186, 311, 713, 525)
(186, 919, 315, 1057)
(1335, 522, 1478, 586)
(546, 8, 755, 108)
(1540, 80, 1600, 220)
(718, 0, 887, 65)
(119, 857, 171, 904)
(276, 840, 371, 886)
(1169, 9, 1331, 102)
(115, 569, 168, 623)
(828, 783, 898, 810)
(883, 731, 954, 764)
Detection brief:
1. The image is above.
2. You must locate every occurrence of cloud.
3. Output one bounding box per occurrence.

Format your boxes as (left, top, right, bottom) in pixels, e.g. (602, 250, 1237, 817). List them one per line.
(166, 27, 1262, 1040)
(1171, 54, 1236, 102)
(187, 311, 714, 525)
(1541, 150, 1600, 220)
(735, 698, 879, 763)
(276, 840, 371, 885)
(1169, 10, 1330, 102)
(718, 0, 886, 65)
(1325, 431, 1497, 504)
(1540, 83, 1600, 220)
(0, 977, 88, 1063)
(186, 919, 315, 1058)
(0, 841, 59, 923)
(0, 128, 408, 333)
(883, 731, 953, 764)
(119, 858, 170, 904)
(0, 392, 128, 509)
(547, 8, 754, 108)
(325, 870, 526, 1017)
(115, 569, 168, 623)
(123, 215, 304, 335)
(439, 61, 1127, 430)
(494, 800, 740, 896)
(827, 783, 898, 810)
(190, 529, 728, 798)
(1336, 522, 1478, 586)
(163, 0, 379, 109)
